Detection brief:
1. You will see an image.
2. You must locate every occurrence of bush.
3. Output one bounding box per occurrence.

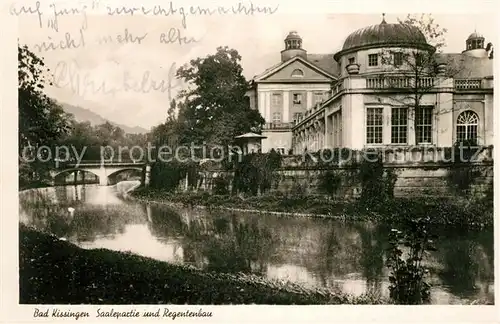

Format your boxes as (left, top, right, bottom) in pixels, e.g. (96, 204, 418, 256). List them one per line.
(232, 152, 282, 196)
(387, 216, 437, 304)
(317, 171, 342, 197)
(212, 176, 229, 195)
(150, 160, 200, 192)
(353, 151, 398, 206)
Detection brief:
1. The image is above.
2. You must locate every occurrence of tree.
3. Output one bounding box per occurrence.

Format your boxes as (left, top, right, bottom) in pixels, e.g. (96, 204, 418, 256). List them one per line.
(167, 99, 176, 122)
(18, 45, 71, 148)
(18, 45, 71, 186)
(176, 46, 265, 154)
(375, 14, 464, 146)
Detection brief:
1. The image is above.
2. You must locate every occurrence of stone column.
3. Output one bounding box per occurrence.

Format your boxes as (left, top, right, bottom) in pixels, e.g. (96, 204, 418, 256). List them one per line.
(258, 90, 266, 120)
(484, 93, 493, 145)
(320, 121, 325, 149)
(383, 105, 391, 145)
(434, 77, 454, 146)
(265, 92, 271, 121)
(283, 91, 290, 122)
(306, 91, 313, 110)
(434, 64, 454, 147)
(325, 114, 333, 148)
(99, 165, 108, 186)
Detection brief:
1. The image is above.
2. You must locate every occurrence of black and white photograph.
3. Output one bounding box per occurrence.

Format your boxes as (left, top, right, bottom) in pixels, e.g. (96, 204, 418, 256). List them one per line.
(1, 0, 498, 321)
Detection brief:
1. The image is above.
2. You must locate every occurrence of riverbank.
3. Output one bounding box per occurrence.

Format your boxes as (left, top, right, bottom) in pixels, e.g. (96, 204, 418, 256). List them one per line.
(19, 224, 388, 304)
(131, 188, 493, 229)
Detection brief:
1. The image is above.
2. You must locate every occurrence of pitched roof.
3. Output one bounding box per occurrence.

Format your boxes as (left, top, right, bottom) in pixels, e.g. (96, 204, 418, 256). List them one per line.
(435, 53, 493, 78)
(253, 55, 338, 82)
(253, 62, 283, 80)
(306, 54, 340, 76)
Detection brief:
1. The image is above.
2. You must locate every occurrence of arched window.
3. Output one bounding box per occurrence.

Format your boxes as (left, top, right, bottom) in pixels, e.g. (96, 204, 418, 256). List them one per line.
(291, 69, 304, 78)
(456, 110, 479, 144)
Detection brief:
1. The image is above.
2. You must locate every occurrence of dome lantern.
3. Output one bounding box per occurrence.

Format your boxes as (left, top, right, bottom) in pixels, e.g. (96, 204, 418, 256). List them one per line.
(465, 31, 485, 51)
(284, 31, 302, 50)
(281, 31, 308, 62)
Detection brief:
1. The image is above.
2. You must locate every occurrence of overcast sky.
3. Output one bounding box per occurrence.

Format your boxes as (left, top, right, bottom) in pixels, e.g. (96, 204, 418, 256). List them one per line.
(15, 2, 496, 130)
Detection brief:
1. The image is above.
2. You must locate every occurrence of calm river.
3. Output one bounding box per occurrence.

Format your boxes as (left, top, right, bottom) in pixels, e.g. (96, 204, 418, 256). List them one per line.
(19, 182, 494, 304)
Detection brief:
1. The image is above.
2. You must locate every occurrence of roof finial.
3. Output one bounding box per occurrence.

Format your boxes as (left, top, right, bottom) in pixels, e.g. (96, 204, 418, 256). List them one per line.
(381, 13, 387, 24)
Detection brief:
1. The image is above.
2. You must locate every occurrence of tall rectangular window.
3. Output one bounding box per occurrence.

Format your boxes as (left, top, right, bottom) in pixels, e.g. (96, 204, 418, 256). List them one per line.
(313, 92, 325, 105)
(348, 57, 356, 65)
(391, 107, 408, 144)
(415, 53, 425, 66)
(292, 93, 302, 104)
(368, 54, 378, 67)
(293, 112, 303, 121)
(271, 93, 282, 108)
(416, 106, 433, 144)
(393, 52, 403, 66)
(272, 112, 282, 123)
(366, 107, 383, 144)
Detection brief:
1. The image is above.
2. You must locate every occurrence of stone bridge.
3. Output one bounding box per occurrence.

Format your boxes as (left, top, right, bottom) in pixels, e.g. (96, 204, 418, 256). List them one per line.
(50, 161, 150, 186)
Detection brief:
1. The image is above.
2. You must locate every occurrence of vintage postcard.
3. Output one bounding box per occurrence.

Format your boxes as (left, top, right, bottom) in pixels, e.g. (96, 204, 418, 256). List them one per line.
(1, 0, 498, 322)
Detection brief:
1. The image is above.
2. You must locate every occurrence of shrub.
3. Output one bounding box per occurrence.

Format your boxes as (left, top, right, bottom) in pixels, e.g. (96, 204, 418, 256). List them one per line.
(446, 143, 484, 196)
(212, 176, 229, 195)
(387, 216, 437, 304)
(317, 171, 342, 197)
(354, 151, 397, 206)
(150, 160, 200, 192)
(232, 152, 282, 196)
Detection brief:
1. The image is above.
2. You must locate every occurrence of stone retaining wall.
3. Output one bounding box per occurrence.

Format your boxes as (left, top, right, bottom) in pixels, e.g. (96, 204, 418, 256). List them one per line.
(192, 162, 493, 198)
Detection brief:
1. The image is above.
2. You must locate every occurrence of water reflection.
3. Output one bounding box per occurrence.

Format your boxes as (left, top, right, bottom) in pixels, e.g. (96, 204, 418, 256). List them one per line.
(434, 230, 494, 301)
(19, 184, 494, 304)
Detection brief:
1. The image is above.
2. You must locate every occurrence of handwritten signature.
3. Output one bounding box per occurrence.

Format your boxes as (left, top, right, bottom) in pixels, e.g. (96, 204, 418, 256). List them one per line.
(52, 60, 183, 101)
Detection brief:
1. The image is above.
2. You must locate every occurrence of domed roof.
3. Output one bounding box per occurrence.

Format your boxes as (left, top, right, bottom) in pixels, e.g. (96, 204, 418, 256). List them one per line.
(285, 31, 302, 40)
(334, 19, 434, 61)
(467, 32, 484, 40)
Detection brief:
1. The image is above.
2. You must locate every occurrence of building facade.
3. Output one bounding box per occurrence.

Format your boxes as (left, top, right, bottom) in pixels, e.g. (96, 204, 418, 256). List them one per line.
(246, 18, 494, 153)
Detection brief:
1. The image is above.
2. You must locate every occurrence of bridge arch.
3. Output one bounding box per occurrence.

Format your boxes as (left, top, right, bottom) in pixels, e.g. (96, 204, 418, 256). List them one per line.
(51, 168, 101, 185)
(106, 167, 143, 185)
(52, 161, 147, 186)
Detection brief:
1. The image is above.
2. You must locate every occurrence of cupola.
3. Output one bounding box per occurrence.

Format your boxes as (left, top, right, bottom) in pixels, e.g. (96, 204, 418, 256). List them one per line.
(281, 31, 308, 62)
(466, 32, 485, 50)
(463, 31, 489, 58)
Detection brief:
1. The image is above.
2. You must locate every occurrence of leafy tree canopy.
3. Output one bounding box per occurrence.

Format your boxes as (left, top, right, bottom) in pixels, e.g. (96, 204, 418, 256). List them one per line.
(18, 45, 71, 151)
(176, 46, 265, 148)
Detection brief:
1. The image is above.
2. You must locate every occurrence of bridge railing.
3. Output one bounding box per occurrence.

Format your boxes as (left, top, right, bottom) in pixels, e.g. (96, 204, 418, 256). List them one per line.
(79, 159, 145, 164)
(55, 159, 146, 167)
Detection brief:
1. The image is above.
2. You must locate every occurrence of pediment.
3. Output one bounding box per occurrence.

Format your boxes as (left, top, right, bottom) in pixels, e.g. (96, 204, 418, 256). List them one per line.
(255, 57, 336, 83)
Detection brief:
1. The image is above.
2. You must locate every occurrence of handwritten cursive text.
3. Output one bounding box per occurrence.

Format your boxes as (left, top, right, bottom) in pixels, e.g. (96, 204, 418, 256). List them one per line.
(53, 60, 183, 101)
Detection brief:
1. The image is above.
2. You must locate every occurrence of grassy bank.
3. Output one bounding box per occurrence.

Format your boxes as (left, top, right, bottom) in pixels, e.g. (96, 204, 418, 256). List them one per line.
(19, 224, 387, 304)
(131, 189, 493, 230)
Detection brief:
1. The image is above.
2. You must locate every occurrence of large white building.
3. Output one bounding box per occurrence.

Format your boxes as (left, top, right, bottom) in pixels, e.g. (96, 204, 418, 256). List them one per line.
(246, 17, 494, 153)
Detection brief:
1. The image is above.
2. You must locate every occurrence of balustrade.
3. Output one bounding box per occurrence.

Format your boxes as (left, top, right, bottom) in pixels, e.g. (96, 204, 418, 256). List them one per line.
(454, 79, 482, 89)
(366, 76, 435, 89)
(263, 122, 293, 130)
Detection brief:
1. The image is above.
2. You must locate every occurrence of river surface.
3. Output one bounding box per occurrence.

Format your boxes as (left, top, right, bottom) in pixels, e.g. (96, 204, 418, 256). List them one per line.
(19, 182, 494, 304)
